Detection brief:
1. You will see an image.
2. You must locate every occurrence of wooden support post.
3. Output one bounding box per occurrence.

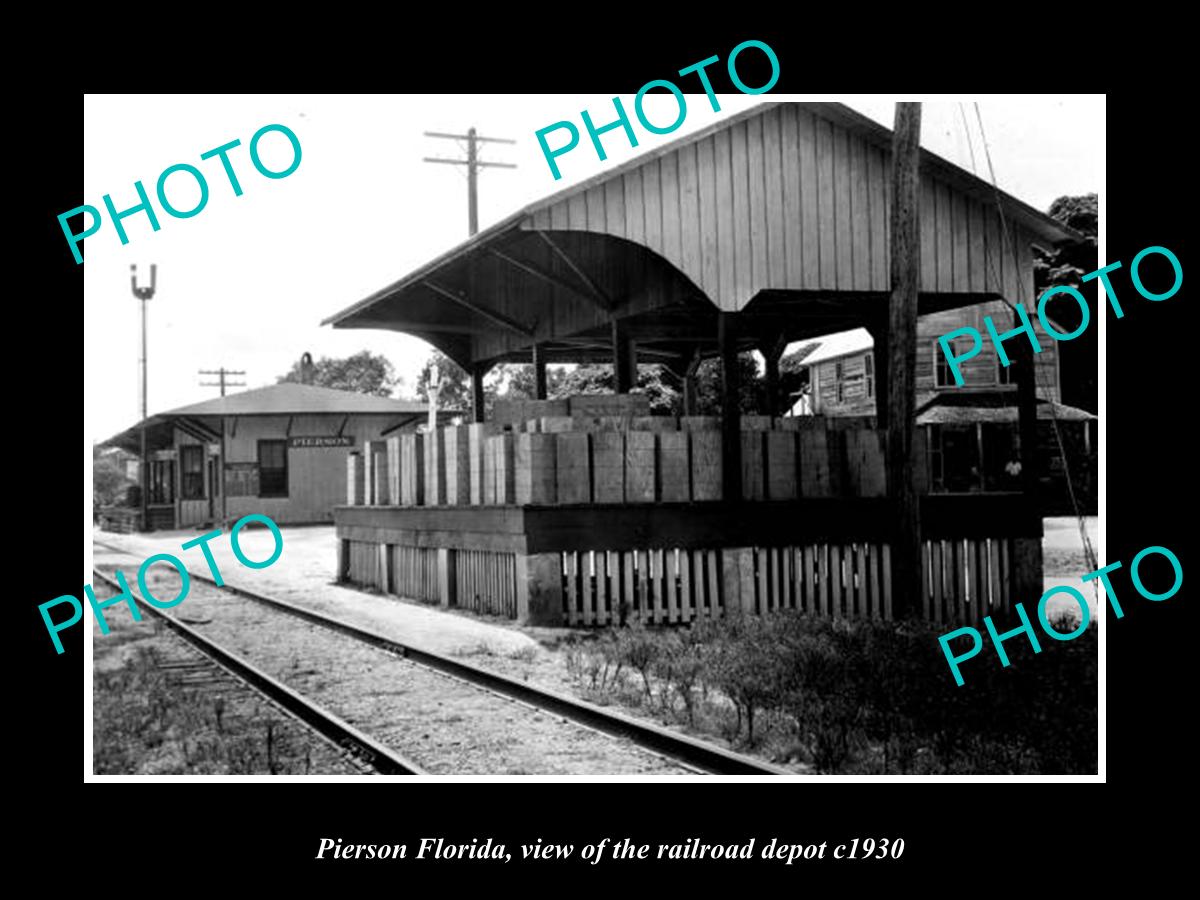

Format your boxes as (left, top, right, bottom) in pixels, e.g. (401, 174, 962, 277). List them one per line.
(471, 363, 487, 423)
(437, 548, 456, 608)
(1009, 304, 1044, 614)
(718, 312, 742, 502)
(886, 101, 922, 620)
(762, 337, 786, 419)
(612, 319, 635, 393)
(532, 342, 548, 400)
(337, 539, 350, 582)
(682, 349, 701, 416)
(975, 422, 986, 491)
(1012, 316, 1039, 494)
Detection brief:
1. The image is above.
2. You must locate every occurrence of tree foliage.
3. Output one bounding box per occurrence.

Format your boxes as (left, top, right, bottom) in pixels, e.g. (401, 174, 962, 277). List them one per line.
(277, 351, 399, 397)
(416, 350, 784, 417)
(693, 354, 765, 415)
(1033, 193, 1099, 413)
(550, 364, 681, 414)
(1034, 193, 1098, 296)
(93, 453, 135, 507)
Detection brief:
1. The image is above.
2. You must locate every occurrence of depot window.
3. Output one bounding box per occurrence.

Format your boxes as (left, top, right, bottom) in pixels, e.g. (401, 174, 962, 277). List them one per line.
(258, 439, 288, 498)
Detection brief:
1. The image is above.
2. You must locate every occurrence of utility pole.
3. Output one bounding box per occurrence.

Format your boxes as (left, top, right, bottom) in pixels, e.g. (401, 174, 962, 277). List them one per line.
(886, 102, 922, 619)
(199, 367, 247, 397)
(423, 128, 517, 236)
(131, 264, 157, 531)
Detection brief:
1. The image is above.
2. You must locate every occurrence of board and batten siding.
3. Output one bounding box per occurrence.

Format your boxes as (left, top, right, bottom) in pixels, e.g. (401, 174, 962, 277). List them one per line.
(811, 300, 1061, 417)
(522, 104, 1037, 313)
(221, 414, 400, 525)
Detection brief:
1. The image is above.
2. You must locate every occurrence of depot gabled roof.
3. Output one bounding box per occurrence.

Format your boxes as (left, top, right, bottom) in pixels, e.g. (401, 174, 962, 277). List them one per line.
(158, 382, 428, 417)
(98, 383, 456, 453)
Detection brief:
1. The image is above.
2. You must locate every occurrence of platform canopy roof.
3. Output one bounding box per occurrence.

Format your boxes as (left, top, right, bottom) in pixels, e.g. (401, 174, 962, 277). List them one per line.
(323, 102, 1080, 372)
(99, 382, 449, 453)
(915, 391, 1096, 425)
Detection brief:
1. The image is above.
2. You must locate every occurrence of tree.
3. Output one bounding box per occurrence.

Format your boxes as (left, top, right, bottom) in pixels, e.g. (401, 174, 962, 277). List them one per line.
(1034, 194, 1098, 293)
(277, 351, 399, 397)
(693, 354, 764, 415)
(552, 364, 681, 414)
(1033, 193, 1098, 413)
(492, 363, 567, 403)
(415, 350, 471, 411)
(93, 452, 134, 507)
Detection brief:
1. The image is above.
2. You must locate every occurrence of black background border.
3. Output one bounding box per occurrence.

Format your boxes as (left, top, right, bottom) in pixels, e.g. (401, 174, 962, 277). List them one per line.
(20, 27, 1190, 886)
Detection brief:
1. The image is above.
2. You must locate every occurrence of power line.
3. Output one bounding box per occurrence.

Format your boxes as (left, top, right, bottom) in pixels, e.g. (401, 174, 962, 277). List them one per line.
(199, 367, 246, 397)
(423, 127, 517, 236)
(962, 104, 1098, 579)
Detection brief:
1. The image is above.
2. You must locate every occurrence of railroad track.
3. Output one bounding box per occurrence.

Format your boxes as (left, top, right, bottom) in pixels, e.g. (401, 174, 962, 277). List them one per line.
(93, 538, 790, 776)
(91, 568, 425, 775)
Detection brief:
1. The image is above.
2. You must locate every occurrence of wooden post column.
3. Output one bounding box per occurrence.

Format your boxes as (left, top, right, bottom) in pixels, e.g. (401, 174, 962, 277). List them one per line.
(532, 343, 548, 400)
(886, 102, 923, 620)
(718, 312, 742, 502)
(1012, 317, 1039, 495)
(762, 336, 787, 419)
(1010, 310, 1045, 609)
(682, 349, 702, 416)
(612, 320, 636, 393)
(471, 362, 488, 423)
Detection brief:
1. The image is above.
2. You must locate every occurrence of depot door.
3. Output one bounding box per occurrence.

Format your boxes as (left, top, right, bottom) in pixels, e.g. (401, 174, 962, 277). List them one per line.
(208, 457, 218, 520)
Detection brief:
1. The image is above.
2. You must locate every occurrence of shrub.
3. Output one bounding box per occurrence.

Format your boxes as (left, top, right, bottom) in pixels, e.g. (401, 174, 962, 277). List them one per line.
(705, 616, 790, 746)
(653, 631, 706, 724)
(615, 624, 661, 704)
(556, 604, 1097, 774)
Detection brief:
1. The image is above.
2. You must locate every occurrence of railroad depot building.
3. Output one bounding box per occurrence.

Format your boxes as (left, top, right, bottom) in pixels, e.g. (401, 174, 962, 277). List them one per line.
(101, 382, 455, 531)
(322, 101, 1085, 629)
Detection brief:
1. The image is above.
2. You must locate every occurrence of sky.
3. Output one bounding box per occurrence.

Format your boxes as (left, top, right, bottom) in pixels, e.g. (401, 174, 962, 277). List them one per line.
(83, 94, 1104, 442)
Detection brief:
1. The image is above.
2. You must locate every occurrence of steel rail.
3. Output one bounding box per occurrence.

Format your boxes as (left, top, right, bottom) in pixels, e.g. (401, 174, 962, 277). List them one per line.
(91, 568, 426, 776)
(93, 541, 791, 775)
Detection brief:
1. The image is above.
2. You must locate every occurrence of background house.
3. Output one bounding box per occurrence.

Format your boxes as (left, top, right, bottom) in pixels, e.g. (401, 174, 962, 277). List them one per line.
(788, 300, 1096, 514)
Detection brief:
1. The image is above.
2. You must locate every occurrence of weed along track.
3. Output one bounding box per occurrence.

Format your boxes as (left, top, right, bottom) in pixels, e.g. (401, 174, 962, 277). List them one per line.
(90, 571, 419, 775)
(92, 556, 717, 775)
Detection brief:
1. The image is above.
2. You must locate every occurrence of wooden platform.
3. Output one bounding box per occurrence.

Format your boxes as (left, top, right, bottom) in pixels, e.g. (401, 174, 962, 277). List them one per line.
(335, 495, 1042, 628)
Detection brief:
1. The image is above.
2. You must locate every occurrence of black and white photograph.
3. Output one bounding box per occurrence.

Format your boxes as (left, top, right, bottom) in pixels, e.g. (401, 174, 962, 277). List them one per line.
(81, 91, 1105, 781)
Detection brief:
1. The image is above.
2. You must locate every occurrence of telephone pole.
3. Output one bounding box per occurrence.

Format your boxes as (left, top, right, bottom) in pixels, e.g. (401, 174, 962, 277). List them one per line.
(886, 102, 923, 618)
(199, 367, 247, 397)
(423, 127, 517, 236)
(131, 264, 157, 531)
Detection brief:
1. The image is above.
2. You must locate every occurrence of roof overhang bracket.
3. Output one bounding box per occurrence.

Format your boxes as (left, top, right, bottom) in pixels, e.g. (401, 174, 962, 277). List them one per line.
(533, 229, 616, 314)
(422, 280, 535, 339)
(489, 246, 612, 315)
